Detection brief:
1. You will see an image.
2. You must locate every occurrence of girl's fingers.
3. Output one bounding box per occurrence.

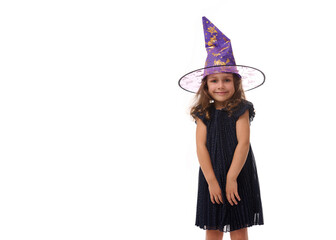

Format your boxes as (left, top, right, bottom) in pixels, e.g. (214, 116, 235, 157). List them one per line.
(226, 192, 241, 206)
(219, 194, 224, 204)
(215, 195, 220, 204)
(235, 192, 241, 201)
(211, 194, 224, 204)
(217, 193, 224, 204)
(226, 193, 233, 206)
(231, 193, 238, 205)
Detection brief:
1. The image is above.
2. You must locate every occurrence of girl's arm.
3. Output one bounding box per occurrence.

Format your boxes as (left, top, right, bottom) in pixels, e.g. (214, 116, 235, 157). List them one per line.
(196, 117, 223, 204)
(227, 109, 251, 180)
(195, 118, 217, 185)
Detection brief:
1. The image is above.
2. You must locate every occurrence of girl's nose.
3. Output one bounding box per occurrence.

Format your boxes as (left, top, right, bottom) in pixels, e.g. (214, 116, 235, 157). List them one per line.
(218, 81, 225, 88)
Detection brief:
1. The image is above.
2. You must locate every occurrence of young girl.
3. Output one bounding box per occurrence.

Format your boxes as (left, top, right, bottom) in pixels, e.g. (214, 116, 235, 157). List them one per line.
(178, 17, 265, 240)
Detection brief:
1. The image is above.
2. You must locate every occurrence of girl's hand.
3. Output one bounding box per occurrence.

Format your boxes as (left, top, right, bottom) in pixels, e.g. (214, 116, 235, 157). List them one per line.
(208, 180, 224, 204)
(226, 176, 241, 206)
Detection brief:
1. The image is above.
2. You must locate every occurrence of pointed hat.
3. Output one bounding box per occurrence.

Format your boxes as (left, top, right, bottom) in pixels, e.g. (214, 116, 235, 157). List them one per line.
(178, 16, 265, 93)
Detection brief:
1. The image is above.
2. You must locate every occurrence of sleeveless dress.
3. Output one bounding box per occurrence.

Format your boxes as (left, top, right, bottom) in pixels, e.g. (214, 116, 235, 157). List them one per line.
(194, 99, 264, 232)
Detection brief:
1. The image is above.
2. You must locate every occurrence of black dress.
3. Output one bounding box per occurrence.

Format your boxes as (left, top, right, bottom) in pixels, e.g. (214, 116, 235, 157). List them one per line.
(194, 99, 264, 232)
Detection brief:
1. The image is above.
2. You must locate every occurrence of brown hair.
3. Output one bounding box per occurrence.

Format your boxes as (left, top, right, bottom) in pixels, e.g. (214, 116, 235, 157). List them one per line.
(190, 73, 246, 122)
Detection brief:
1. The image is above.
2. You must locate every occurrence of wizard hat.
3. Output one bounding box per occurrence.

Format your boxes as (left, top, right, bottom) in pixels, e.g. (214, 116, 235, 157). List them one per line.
(178, 16, 265, 93)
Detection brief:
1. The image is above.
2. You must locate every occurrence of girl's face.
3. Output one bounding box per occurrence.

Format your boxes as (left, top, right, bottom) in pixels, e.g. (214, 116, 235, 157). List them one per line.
(207, 72, 235, 108)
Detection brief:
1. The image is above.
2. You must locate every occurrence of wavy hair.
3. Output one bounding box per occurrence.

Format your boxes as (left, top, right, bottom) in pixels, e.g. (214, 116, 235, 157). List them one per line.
(190, 73, 246, 122)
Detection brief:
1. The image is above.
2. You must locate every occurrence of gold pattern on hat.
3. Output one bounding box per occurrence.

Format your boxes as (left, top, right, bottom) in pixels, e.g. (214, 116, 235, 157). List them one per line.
(207, 26, 217, 34)
(207, 35, 217, 48)
(219, 46, 229, 52)
(214, 58, 230, 65)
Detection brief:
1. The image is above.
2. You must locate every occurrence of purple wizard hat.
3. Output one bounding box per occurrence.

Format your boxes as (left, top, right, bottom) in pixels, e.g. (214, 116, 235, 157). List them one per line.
(178, 16, 265, 93)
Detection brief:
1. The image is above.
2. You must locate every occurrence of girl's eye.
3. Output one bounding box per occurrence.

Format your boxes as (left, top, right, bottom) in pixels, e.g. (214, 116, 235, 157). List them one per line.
(210, 79, 231, 82)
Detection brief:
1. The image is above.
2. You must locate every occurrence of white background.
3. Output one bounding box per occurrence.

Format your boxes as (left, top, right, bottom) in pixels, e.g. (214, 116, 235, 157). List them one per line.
(1, 0, 335, 239)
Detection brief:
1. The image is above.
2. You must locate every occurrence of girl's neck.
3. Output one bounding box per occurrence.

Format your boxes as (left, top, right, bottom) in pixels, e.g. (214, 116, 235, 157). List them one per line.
(214, 101, 229, 110)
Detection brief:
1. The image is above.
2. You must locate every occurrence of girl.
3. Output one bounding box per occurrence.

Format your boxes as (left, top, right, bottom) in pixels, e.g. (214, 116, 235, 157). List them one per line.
(178, 17, 265, 240)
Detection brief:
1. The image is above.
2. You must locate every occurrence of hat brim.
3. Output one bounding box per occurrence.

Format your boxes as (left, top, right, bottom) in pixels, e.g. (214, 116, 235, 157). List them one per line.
(178, 65, 265, 93)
